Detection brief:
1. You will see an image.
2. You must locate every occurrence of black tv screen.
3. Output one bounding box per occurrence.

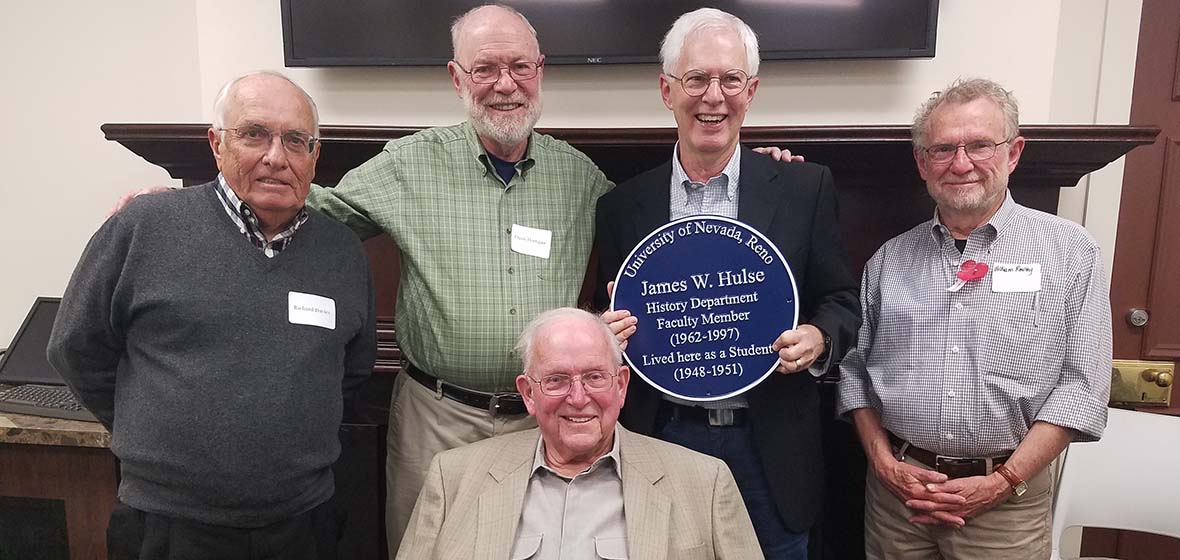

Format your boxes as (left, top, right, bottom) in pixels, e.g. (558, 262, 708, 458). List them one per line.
(282, 1, 938, 67)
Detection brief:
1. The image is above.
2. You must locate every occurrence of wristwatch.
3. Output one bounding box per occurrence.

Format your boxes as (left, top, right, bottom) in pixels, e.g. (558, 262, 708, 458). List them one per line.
(994, 464, 1028, 497)
(816, 332, 832, 363)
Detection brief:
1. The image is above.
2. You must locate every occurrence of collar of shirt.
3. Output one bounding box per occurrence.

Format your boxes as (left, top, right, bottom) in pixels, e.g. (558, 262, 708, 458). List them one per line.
(669, 142, 741, 220)
(531, 424, 622, 481)
(215, 174, 308, 258)
(465, 121, 537, 186)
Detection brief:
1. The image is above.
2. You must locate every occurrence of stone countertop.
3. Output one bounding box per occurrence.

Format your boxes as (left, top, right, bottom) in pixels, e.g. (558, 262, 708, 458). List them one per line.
(0, 412, 110, 448)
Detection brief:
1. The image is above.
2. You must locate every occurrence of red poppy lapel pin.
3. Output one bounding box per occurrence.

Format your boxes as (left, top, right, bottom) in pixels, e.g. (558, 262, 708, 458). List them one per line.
(947, 259, 989, 292)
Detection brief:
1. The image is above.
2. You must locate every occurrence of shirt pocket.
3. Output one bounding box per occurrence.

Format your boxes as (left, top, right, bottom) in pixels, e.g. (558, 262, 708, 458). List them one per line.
(533, 220, 582, 284)
(980, 291, 1041, 366)
(979, 291, 1054, 391)
(510, 534, 542, 560)
(594, 535, 629, 559)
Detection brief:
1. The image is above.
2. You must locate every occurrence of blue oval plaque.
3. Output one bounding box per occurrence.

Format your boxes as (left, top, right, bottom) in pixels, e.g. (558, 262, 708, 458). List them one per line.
(611, 216, 799, 401)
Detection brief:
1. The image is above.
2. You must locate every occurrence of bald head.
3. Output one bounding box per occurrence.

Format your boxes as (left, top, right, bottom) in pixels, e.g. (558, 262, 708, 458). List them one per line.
(212, 71, 319, 137)
(450, 4, 540, 65)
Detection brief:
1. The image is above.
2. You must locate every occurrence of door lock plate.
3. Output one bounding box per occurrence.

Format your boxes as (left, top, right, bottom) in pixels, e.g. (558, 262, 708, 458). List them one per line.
(1110, 359, 1174, 406)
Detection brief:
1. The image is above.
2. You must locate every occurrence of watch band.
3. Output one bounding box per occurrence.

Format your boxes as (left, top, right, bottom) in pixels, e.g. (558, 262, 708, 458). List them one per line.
(816, 333, 832, 362)
(994, 464, 1027, 495)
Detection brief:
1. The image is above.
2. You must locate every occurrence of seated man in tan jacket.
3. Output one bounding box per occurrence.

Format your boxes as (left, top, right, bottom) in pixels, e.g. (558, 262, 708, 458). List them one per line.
(397, 307, 762, 559)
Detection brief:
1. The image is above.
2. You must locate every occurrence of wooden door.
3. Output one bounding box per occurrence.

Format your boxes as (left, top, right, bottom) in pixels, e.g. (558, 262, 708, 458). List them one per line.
(1085, 0, 1180, 556)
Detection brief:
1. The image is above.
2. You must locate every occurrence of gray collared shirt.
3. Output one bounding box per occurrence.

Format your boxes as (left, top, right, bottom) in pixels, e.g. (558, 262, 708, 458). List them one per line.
(669, 142, 741, 221)
(512, 426, 627, 560)
(837, 192, 1112, 456)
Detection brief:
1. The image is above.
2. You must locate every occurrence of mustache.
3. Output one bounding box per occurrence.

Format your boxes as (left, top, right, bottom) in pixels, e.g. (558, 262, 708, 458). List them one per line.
(483, 94, 529, 106)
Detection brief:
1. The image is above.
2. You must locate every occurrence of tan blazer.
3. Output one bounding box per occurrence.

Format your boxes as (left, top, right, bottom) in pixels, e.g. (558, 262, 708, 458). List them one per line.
(396, 426, 763, 560)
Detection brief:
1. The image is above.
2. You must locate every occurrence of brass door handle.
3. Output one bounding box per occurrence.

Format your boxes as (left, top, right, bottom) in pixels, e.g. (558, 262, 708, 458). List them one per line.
(1141, 369, 1174, 388)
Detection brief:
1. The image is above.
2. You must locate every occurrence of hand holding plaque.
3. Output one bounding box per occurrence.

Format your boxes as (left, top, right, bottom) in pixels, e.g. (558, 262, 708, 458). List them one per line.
(610, 216, 799, 401)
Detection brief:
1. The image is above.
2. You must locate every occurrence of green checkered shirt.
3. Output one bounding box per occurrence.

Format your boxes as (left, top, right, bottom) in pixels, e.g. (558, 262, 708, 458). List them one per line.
(307, 122, 613, 391)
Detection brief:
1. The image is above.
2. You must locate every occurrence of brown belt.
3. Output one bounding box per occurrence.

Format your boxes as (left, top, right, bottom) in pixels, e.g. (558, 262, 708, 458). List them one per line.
(888, 432, 1011, 479)
(404, 362, 527, 416)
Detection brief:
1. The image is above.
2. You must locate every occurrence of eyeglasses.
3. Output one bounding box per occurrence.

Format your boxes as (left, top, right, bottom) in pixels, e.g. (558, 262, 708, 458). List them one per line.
(527, 370, 617, 397)
(665, 69, 752, 97)
(216, 125, 318, 155)
(921, 139, 1011, 164)
(453, 60, 542, 84)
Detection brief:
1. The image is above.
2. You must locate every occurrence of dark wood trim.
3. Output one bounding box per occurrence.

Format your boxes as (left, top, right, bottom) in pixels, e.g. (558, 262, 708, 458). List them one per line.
(103, 123, 1159, 189)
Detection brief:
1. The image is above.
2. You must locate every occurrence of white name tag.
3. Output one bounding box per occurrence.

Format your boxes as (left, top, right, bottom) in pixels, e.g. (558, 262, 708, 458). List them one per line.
(991, 263, 1042, 293)
(289, 292, 336, 329)
(511, 223, 552, 259)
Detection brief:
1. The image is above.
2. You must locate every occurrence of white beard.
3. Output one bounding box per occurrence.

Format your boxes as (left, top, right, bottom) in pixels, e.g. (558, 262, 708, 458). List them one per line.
(461, 84, 543, 149)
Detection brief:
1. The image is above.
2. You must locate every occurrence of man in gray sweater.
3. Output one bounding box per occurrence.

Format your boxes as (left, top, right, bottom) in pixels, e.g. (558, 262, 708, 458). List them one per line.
(47, 72, 376, 559)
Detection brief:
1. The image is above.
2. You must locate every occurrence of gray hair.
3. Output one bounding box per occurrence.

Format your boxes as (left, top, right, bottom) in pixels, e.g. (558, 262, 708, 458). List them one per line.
(660, 8, 760, 76)
(210, 71, 320, 137)
(450, 4, 538, 60)
(515, 308, 623, 373)
(912, 77, 1019, 147)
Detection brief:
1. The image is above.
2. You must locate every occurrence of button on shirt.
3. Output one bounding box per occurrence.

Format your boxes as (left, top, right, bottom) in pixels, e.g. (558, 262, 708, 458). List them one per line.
(512, 427, 627, 560)
(214, 174, 308, 257)
(837, 193, 1112, 457)
(306, 122, 613, 391)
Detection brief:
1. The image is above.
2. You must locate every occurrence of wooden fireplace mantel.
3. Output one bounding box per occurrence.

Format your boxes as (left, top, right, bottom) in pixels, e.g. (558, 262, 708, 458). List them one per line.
(103, 123, 1158, 190)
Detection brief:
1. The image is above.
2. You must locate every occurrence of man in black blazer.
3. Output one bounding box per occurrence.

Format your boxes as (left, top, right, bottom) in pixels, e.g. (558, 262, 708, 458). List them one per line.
(593, 8, 860, 560)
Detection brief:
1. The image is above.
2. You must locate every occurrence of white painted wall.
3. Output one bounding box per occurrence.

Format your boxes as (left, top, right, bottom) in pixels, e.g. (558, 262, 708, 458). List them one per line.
(0, 1, 203, 346)
(0, 1, 1140, 361)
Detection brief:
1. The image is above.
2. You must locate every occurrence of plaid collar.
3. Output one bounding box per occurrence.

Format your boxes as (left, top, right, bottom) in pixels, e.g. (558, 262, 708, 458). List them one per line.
(215, 174, 309, 258)
(671, 143, 741, 201)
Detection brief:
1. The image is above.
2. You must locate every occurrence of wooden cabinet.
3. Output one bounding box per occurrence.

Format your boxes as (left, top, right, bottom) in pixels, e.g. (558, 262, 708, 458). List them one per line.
(0, 414, 116, 560)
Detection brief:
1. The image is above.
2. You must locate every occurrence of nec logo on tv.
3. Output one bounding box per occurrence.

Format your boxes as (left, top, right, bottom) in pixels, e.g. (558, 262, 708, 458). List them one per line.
(585, 57, 603, 64)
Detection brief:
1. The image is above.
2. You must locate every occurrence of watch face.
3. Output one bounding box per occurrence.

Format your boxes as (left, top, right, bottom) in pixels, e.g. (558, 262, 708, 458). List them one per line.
(1013, 481, 1029, 497)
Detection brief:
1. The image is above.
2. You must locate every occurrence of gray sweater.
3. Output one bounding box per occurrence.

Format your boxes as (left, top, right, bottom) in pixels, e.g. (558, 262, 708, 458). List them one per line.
(47, 183, 376, 527)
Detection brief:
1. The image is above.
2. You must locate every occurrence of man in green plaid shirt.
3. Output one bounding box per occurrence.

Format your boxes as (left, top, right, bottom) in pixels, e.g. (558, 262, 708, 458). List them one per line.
(305, 5, 617, 553)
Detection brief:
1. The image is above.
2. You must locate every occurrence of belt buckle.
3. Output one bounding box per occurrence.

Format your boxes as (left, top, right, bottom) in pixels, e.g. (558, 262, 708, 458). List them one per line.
(707, 408, 734, 427)
(488, 393, 522, 416)
(488, 394, 501, 415)
(935, 456, 985, 478)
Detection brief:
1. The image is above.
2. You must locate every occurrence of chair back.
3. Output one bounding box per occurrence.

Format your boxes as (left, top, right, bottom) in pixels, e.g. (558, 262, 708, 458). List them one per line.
(1051, 407, 1180, 558)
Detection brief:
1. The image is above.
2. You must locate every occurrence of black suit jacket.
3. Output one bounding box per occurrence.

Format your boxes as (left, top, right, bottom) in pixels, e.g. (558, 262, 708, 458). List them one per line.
(593, 147, 861, 532)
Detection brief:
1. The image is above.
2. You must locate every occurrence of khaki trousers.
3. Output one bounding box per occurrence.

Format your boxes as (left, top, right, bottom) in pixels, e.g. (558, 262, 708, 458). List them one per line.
(384, 373, 536, 558)
(864, 454, 1054, 560)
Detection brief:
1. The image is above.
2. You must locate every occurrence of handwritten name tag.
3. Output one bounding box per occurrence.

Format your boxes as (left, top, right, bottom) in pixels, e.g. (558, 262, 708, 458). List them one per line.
(511, 224, 552, 259)
(991, 263, 1041, 293)
(289, 291, 336, 329)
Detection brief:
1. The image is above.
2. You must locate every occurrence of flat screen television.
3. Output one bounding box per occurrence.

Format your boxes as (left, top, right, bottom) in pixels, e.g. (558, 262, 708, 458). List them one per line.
(281, 0, 938, 67)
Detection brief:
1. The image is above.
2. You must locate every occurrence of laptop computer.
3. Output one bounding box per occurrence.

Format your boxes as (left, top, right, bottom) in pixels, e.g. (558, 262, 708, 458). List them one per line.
(0, 297, 100, 422)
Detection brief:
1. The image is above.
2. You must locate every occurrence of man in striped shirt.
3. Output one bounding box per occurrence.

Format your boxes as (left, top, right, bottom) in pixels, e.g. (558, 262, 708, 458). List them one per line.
(838, 78, 1112, 559)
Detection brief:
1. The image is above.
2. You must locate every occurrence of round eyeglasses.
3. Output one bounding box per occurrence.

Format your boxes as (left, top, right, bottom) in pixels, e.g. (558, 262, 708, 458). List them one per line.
(921, 139, 1012, 164)
(216, 125, 317, 155)
(665, 69, 752, 97)
(527, 371, 617, 397)
(453, 60, 542, 84)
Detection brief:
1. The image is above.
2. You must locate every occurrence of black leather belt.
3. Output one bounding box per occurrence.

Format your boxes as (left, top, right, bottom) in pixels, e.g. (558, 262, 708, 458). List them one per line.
(661, 401, 748, 427)
(888, 432, 1011, 479)
(404, 363, 527, 416)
